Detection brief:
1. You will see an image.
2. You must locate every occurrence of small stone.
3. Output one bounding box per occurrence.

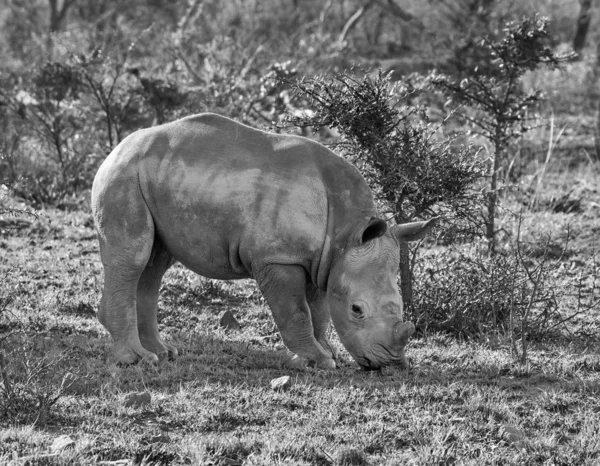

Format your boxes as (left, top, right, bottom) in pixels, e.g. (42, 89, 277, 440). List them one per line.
(270, 375, 292, 391)
(50, 435, 75, 453)
(61, 372, 89, 395)
(502, 425, 526, 445)
(219, 310, 241, 331)
(149, 433, 170, 444)
(123, 391, 151, 408)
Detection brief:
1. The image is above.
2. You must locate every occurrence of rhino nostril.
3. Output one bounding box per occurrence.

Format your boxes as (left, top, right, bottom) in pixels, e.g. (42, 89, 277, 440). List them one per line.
(394, 322, 415, 346)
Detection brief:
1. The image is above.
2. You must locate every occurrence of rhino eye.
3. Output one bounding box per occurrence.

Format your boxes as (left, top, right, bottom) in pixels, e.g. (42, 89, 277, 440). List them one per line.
(351, 304, 364, 319)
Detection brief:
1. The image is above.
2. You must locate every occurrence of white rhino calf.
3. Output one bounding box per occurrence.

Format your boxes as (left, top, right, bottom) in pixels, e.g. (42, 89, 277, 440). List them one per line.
(91, 113, 437, 370)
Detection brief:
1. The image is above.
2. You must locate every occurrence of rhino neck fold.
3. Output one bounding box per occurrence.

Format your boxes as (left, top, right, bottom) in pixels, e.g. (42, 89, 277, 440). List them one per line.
(315, 200, 335, 291)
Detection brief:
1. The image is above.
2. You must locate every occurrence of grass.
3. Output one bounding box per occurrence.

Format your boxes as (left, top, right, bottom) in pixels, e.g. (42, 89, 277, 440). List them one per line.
(1, 161, 600, 465)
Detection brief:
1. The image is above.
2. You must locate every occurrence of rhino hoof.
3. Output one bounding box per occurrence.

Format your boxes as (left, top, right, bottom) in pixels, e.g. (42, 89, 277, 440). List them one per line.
(317, 358, 336, 370)
(286, 355, 308, 370)
(158, 344, 178, 361)
(140, 352, 160, 366)
(286, 355, 336, 370)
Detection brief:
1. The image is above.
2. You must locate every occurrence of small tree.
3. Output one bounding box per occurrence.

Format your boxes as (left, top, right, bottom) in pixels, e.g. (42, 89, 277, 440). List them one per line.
(430, 16, 567, 254)
(1, 61, 88, 202)
(72, 49, 149, 150)
(0, 54, 147, 203)
(285, 70, 485, 312)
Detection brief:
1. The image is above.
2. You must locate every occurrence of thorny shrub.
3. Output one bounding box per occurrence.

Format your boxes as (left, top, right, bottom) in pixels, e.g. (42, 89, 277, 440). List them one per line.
(412, 231, 600, 357)
(285, 69, 485, 224)
(285, 68, 486, 311)
(0, 335, 74, 426)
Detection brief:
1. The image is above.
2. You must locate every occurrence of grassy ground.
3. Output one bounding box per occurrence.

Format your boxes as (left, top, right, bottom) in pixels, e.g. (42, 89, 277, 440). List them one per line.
(1, 162, 600, 466)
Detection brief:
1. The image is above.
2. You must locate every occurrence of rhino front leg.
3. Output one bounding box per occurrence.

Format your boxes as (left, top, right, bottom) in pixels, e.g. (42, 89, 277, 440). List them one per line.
(306, 285, 338, 362)
(136, 242, 178, 360)
(256, 264, 336, 369)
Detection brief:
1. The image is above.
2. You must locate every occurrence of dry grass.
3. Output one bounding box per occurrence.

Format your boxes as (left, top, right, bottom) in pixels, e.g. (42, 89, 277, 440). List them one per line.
(1, 173, 600, 465)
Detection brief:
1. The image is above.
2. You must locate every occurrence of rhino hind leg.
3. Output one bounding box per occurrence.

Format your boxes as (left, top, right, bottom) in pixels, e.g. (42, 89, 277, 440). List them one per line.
(256, 264, 335, 370)
(95, 182, 160, 365)
(99, 269, 156, 364)
(136, 241, 178, 360)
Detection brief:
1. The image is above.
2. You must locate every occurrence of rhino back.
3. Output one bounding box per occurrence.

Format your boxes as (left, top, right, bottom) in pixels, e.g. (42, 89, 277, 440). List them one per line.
(131, 114, 375, 280)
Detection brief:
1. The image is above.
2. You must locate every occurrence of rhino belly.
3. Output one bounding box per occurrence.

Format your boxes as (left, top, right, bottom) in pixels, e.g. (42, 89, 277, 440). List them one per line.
(149, 185, 252, 280)
(145, 164, 326, 281)
(158, 224, 248, 280)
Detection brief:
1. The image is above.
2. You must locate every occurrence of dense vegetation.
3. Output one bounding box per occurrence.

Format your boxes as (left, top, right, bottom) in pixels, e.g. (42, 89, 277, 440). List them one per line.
(1, 0, 600, 464)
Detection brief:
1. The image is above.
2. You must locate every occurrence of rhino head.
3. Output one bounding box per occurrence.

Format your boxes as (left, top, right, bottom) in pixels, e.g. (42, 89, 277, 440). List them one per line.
(327, 217, 437, 370)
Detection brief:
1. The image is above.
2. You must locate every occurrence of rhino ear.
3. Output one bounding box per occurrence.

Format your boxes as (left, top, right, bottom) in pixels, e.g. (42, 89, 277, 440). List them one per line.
(360, 217, 388, 244)
(390, 217, 439, 243)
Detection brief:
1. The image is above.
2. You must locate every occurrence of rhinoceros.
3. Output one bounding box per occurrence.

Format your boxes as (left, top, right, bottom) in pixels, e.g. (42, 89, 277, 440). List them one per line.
(91, 113, 437, 370)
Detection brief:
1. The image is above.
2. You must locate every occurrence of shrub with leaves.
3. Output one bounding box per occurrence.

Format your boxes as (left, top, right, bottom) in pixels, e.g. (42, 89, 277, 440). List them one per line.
(72, 50, 149, 151)
(0, 48, 166, 204)
(286, 69, 485, 310)
(1, 61, 91, 203)
(430, 16, 569, 254)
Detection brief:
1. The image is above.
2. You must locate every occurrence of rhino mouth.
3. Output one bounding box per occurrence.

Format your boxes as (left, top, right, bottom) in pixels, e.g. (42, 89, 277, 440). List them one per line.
(356, 343, 407, 371)
(358, 356, 383, 371)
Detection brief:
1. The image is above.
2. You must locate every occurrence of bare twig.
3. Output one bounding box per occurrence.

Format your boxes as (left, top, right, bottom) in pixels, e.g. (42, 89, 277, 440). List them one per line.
(338, 0, 375, 46)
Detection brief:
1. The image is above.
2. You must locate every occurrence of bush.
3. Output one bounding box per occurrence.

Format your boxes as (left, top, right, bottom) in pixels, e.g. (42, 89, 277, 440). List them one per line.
(0, 334, 73, 426)
(412, 247, 516, 337)
(286, 68, 485, 311)
(430, 16, 569, 253)
(0, 2, 342, 206)
(412, 218, 600, 361)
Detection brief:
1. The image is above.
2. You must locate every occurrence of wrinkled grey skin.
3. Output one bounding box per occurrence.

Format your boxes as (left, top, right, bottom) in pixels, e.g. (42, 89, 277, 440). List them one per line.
(91, 113, 436, 370)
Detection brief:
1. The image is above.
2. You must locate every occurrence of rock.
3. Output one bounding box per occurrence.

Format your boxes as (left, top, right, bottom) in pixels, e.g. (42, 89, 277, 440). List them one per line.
(270, 375, 292, 392)
(149, 433, 170, 444)
(50, 435, 75, 453)
(61, 372, 90, 395)
(123, 391, 151, 408)
(219, 310, 241, 331)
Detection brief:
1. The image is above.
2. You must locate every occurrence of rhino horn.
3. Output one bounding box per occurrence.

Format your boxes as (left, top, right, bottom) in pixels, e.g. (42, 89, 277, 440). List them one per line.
(391, 217, 440, 243)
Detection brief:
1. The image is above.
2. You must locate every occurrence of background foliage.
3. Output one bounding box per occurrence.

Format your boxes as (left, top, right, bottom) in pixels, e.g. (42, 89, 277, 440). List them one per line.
(2, 0, 599, 343)
(1, 1, 600, 463)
